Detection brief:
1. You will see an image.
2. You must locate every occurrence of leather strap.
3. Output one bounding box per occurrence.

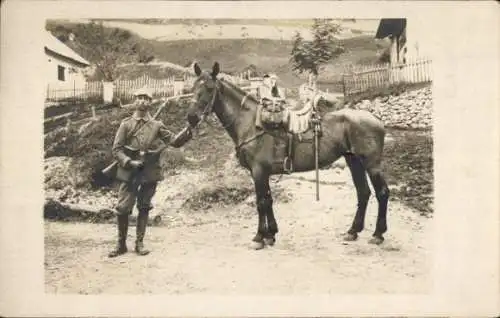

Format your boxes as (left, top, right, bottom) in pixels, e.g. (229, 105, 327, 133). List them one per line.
(284, 133, 294, 173)
(140, 123, 161, 152)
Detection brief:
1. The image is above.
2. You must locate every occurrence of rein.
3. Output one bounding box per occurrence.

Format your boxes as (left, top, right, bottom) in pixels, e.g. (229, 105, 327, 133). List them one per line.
(190, 77, 292, 185)
(192, 79, 268, 154)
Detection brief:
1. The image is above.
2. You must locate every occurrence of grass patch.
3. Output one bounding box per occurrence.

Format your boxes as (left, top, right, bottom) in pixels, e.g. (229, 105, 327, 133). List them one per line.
(383, 129, 433, 215)
(182, 184, 254, 211)
(115, 63, 186, 80)
(44, 100, 193, 190)
(345, 82, 432, 104)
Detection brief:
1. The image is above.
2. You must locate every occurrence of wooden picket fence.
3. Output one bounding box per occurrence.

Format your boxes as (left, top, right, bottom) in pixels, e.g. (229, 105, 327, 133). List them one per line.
(342, 58, 433, 97)
(113, 74, 179, 104)
(46, 81, 104, 104)
(45, 74, 198, 105)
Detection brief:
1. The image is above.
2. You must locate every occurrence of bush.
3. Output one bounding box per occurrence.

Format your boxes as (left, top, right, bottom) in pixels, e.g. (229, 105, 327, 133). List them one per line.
(182, 184, 254, 211)
(45, 108, 130, 189)
(378, 47, 391, 64)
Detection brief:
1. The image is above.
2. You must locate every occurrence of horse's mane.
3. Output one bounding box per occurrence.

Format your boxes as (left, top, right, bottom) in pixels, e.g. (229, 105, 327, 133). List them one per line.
(220, 77, 259, 105)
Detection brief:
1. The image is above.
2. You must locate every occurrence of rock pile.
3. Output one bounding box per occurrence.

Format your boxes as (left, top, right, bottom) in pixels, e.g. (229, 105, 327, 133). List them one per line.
(351, 87, 433, 129)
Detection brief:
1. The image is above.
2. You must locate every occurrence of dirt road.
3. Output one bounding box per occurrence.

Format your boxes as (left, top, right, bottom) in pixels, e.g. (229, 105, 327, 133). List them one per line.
(45, 160, 432, 295)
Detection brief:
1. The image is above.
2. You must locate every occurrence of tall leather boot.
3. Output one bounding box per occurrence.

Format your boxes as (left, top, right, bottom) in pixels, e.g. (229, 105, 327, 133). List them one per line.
(108, 214, 129, 258)
(135, 210, 150, 256)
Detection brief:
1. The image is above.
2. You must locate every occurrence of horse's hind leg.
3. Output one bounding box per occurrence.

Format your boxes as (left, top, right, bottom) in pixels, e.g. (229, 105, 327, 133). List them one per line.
(343, 153, 371, 241)
(366, 165, 390, 245)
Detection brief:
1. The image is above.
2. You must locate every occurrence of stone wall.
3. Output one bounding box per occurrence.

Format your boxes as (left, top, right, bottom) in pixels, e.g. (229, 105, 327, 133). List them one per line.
(351, 86, 433, 130)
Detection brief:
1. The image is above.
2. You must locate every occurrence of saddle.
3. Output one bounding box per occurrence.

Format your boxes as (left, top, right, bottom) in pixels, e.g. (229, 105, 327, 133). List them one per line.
(256, 94, 322, 134)
(255, 94, 323, 173)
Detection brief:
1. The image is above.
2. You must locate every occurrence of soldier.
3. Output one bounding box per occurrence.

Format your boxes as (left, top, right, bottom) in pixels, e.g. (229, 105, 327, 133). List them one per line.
(108, 87, 191, 258)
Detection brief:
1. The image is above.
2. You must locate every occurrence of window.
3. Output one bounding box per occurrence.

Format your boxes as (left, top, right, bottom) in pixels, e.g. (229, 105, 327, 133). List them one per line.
(57, 65, 65, 81)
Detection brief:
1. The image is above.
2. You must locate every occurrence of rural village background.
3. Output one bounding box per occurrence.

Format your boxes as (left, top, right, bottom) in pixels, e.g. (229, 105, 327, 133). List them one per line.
(44, 18, 434, 294)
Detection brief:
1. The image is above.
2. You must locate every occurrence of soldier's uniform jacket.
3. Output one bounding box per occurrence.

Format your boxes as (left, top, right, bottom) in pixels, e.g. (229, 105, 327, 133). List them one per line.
(112, 113, 173, 184)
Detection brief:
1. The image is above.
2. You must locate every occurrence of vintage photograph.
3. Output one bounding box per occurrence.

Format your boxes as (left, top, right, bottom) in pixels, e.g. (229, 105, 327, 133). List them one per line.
(43, 17, 434, 294)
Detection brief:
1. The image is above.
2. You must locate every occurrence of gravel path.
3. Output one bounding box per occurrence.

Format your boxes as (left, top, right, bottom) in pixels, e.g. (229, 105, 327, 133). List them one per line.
(45, 165, 432, 295)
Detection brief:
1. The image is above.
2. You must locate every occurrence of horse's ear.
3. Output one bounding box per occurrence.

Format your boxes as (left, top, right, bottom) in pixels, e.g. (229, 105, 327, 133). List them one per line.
(194, 63, 202, 76)
(211, 62, 220, 78)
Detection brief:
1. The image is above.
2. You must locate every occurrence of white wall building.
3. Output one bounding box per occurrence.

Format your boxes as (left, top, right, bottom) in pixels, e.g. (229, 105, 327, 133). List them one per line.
(45, 30, 90, 91)
(375, 18, 432, 83)
(375, 18, 431, 64)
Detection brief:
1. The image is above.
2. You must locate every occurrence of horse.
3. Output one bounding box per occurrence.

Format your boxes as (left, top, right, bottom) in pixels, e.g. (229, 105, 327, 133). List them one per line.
(185, 62, 390, 250)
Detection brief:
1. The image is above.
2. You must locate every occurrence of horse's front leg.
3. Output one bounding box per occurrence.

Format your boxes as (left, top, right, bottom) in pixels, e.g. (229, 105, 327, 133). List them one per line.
(250, 166, 274, 250)
(262, 180, 278, 247)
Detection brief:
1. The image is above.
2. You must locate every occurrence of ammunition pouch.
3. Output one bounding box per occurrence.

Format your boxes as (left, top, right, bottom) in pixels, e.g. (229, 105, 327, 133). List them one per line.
(111, 146, 165, 183)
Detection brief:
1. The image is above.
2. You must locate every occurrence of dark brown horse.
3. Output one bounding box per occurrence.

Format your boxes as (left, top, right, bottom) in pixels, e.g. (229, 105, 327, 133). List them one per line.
(186, 62, 390, 250)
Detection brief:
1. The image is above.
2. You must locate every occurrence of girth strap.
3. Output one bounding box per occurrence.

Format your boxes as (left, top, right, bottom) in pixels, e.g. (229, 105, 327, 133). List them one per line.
(234, 130, 267, 155)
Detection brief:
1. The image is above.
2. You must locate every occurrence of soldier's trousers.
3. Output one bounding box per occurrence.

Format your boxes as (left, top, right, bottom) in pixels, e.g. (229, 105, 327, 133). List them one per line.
(115, 181, 158, 215)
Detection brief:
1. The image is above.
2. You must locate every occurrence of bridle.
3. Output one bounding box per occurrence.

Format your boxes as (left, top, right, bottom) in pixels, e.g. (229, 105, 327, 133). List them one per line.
(190, 79, 219, 128)
(189, 77, 267, 154)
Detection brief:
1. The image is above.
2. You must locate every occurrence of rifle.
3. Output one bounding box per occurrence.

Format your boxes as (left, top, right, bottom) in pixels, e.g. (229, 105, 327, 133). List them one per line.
(101, 98, 171, 180)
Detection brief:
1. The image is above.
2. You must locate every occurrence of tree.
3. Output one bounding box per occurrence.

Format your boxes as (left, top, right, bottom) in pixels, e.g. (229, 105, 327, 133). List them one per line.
(378, 47, 391, 64)
(70, 22, 153, 81)
(290, 19, 344, 83)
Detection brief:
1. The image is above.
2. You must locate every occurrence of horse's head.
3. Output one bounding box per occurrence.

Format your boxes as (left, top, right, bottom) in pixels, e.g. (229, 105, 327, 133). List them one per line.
(186, 62, 221, 127)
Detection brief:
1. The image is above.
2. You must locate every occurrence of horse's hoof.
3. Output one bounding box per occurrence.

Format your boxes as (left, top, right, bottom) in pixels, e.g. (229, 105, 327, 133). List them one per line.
(251, 241, 265, 250)
(263, 237, 276, 246)
(343, 233, 358, 241)
(368, 236, 384, 245)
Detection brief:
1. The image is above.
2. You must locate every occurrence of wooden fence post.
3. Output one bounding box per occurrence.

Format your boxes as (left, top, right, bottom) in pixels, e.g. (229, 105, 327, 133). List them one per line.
(342, 74, 347, 100)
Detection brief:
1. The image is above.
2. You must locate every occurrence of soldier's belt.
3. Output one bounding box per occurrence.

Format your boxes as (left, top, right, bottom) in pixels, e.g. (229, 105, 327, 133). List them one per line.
(123, 146, 166, 161)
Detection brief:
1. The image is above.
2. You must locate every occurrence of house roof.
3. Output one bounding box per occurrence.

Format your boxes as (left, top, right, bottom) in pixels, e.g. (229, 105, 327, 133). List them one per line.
(44, 30, 90, 66)
(375, 18, 407, 39)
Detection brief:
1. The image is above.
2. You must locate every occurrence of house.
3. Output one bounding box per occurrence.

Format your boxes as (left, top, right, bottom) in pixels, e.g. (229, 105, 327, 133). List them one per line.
(45, 30, 90, 91)
(375, 18, 430, 64)
(375, 18, 431, 83)
(375, 18, 407, 65)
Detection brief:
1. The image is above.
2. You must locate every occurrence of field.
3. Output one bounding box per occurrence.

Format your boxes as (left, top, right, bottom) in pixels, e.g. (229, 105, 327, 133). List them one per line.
(143, 36, 386, 85)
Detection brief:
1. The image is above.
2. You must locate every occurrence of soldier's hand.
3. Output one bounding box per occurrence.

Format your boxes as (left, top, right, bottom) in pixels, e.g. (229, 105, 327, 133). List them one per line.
(129, 160, 144, 169)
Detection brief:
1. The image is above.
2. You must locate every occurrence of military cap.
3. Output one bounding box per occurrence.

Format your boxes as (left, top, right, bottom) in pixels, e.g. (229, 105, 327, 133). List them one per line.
(133, 87, 153, 99)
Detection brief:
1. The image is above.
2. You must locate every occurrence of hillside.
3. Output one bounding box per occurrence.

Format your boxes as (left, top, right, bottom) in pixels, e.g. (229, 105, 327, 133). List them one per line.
(46, 20, 388, 88)
(140, 36, 386, 88)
